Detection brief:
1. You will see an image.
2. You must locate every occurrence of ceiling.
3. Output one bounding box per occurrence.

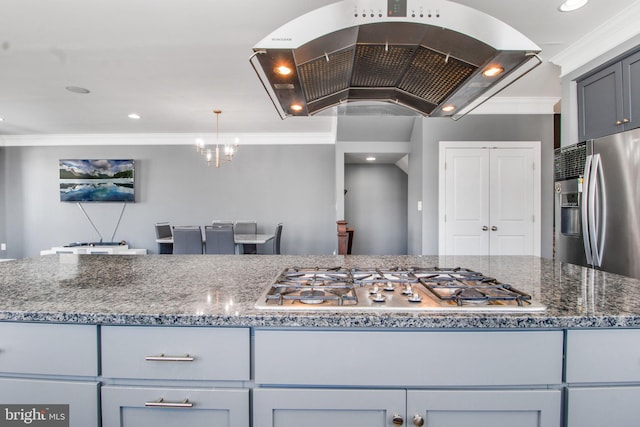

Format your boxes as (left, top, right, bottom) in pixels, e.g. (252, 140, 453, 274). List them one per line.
(0, 0, 639, 137)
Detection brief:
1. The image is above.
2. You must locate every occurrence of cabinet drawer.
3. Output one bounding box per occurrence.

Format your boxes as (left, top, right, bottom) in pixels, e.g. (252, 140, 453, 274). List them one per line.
(567, 386, 640, 427)
(101, 385, 249, 427)
(0, 322, 98, 376)
(255, 330, 563, 386)
(566, 329, 640, 383)
(101, 326, 249, 381)
(0, 377, 99, 427)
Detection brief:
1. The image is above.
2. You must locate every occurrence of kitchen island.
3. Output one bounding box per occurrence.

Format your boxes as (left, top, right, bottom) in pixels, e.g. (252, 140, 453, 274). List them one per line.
(1, 254, 639, 427)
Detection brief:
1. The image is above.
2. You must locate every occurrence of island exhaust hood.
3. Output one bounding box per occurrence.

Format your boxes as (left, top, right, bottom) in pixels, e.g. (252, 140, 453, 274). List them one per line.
(251, 0, 541, 120)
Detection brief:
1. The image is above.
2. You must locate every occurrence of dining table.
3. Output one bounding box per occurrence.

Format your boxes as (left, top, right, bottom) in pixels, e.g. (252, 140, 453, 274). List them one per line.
(156, 233, 274, 254)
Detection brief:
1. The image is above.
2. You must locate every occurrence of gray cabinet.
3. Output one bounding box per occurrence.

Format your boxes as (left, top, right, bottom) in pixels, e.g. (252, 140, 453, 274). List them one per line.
(566, 329, 640, 427)
(102, 386, 248, 427)
(253, 330, 563, 427)
(0, 378, 99, 427)
(0, 322, 99, 427)
(578, 49, 640, 141)
(407, 390, 561, 427)
(253, 388, 405, 427)
(100, 326, 250, 427)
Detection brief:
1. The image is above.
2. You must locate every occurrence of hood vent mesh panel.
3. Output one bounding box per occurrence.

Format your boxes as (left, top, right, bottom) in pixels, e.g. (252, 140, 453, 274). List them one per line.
(351, 45, 416, 87)
(298, 44, 477, 107)
(299, 49, 354, 102)
(399, 48, 476, 104)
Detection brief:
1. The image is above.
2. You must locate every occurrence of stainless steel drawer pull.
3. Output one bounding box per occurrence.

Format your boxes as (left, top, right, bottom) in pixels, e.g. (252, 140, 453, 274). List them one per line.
(144, 398, 193, 408)
(145, 353, 195, 362)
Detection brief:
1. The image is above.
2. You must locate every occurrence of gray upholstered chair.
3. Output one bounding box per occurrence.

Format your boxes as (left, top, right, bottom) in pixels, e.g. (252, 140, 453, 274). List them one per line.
(205, 224, 236, 254)
(154, 222, 173, 254)
(273, 223, 283, 255)
(234, 220, 257, 254)
(172, 226, 203, 254)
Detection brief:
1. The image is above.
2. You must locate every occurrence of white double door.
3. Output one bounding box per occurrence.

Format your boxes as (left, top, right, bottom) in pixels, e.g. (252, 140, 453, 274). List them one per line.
(440, 143, 539, 256)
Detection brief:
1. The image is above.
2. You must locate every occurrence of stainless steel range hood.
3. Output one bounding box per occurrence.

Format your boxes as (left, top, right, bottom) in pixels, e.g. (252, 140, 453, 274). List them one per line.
(251, 0, 541, 120)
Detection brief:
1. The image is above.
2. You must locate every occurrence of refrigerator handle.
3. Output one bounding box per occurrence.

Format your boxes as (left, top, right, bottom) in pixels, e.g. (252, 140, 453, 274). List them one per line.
(591, 155, 606, 267)
(582, 155, 594, 265)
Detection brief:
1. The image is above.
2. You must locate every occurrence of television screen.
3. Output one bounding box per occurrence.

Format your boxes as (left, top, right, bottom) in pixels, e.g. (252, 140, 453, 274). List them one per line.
(59, 159, 135, 202)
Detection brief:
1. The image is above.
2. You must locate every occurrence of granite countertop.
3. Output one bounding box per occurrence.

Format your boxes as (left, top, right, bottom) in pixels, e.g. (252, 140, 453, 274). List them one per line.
(1, 254, 640, 329)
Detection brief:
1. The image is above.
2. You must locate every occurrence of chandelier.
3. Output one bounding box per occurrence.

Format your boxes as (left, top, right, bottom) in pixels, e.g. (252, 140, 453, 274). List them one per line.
(195, 109, 239, 167)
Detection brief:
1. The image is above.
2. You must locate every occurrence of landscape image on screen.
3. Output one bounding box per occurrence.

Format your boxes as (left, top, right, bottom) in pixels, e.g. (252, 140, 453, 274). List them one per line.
(59, 159, 135, 202)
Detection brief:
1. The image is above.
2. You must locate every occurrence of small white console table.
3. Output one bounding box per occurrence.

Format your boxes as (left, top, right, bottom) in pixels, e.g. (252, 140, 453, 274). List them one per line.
(40, 245, 147, 255)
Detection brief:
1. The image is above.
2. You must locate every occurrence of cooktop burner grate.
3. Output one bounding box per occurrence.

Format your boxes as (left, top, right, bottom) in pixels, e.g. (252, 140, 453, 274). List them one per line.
(255, 266, 545, 312)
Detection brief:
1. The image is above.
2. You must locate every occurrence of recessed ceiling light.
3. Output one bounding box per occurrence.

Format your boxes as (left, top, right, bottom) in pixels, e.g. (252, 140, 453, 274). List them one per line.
(366, 156, 376, 161)
(0, 117, 4, 122)
(65, 86, 91, 94)
(128, 113, 141, 119)
(558, 0, 589, 12)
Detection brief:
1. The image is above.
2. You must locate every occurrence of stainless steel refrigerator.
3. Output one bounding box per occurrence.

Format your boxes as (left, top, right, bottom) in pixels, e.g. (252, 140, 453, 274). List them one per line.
(555, 127, 640, 279)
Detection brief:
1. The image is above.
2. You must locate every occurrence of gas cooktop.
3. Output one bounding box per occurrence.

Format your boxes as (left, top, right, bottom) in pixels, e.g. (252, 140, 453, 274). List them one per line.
(254, 267, 546, 313)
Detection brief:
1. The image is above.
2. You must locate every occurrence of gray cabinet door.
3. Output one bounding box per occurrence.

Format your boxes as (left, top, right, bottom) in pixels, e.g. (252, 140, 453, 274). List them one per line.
(567, 386, 640, 427)
(407, 389, 561, 427)
(623, 50, 640, 132)
(578, 62, 623, 141)
(101, 386, 249, 427)
(253, 388, 405, 427)
(0, 378, 99, 427)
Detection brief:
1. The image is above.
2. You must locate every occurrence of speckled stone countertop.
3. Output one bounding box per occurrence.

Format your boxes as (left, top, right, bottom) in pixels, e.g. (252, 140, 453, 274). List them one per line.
(1, 254, 640, 329)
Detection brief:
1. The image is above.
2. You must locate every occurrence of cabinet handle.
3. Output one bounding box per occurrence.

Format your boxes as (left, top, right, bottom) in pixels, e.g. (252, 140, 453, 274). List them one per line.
(392, 414, 404, 426)
(145, 353, 195, 362)
(413, 415, 425, 427)
(145, 398, 194, 408)
(491, 226, 498, 231)
(623, 118, 630, 123)
(616, 120, 623, 125)
(482, 226, 488, 231)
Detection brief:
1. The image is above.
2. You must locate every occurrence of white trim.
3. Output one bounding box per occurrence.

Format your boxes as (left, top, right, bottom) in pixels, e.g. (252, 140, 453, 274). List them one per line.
(468, 97, 559, 115)
(0, 132, 336, 147)
(550, 1, 640, 77)
(437, 141, 542, 257)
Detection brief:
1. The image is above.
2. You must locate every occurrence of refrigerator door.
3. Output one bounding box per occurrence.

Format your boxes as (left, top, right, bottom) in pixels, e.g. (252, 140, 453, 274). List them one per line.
(590, 128, 640, 279)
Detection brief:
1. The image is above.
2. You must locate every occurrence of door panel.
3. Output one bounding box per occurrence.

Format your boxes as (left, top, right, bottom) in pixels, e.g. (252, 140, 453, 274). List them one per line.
(407, 389, 561, 427)
(490, 148, 534, 255)
(444, 149, 490, 255)
(253, 388, 405, 427)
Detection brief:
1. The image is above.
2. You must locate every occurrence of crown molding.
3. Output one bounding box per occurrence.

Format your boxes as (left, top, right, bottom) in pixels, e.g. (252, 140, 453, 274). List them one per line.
(468, 96, 560, 115)
(550, 2, 640, 77)
(0, 132, 336, 147)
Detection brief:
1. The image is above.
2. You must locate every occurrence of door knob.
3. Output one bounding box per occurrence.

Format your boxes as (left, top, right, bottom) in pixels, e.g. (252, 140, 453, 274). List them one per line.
(482, 226, 488, 231)
(392, 414, 404, 426)
(491, 226, 498, 231)
(413, 415, 425, 427)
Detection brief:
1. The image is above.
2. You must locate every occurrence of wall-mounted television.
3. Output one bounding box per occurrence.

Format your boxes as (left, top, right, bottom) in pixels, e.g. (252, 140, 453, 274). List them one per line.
(59, 159, 135, 202)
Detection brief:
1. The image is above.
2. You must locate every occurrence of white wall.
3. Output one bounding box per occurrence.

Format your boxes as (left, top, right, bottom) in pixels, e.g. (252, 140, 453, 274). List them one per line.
(345, 163, 408, 255)
(2, 143, 336, 258)
(410, 114, 555, 257)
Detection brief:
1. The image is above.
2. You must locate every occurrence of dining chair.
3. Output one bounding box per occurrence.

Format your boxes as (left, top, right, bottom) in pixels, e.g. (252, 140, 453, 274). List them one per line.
(212, 220, 234, 227)
(154, 222, 173, 254)
(204, 224, 236, 254)
(234, 220, 258, 254)
(273, 223, 283, 255)
(172, 226, 203, 254)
